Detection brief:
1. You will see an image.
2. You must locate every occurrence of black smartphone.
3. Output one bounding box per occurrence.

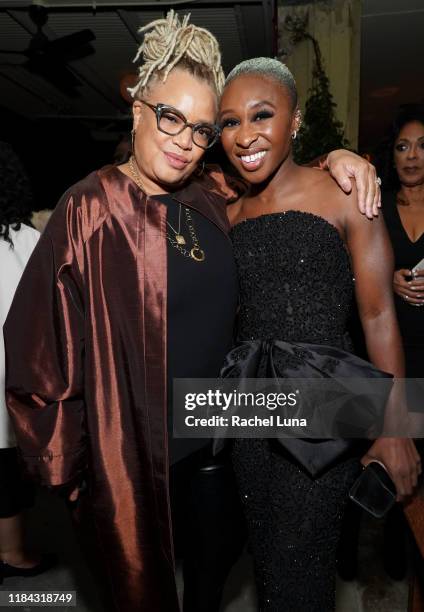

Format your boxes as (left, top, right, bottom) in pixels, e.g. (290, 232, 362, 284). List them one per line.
(349, 461, 396, 518)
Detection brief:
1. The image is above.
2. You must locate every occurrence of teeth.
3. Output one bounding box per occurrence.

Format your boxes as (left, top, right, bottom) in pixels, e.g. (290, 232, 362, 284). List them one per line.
(240, 151, 266, 163)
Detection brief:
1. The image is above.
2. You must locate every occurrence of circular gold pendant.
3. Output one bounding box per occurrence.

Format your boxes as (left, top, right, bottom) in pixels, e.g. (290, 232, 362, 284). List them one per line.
(190, 247, 205, 262)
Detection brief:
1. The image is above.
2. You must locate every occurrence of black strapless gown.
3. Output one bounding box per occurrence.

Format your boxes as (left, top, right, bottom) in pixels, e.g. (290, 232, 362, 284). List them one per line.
(229, 211, 364, 612)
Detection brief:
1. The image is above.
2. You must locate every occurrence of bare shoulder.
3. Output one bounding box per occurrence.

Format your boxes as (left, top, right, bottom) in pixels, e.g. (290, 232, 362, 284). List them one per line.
(293, 165, 374, 237)
(308, 167, 363, 219)
(299, 165, 352, 199)
(293, 165, 344, 198)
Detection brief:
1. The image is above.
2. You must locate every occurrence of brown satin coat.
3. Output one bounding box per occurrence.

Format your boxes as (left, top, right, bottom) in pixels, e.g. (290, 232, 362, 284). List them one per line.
(4, 165, 237, 611)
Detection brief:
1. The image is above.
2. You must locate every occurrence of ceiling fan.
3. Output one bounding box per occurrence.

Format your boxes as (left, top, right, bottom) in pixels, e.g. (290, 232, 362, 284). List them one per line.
(0, 5, 96, 97)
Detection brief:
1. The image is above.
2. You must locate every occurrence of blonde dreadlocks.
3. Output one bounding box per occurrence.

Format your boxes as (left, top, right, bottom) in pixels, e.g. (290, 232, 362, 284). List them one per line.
(128, 10, 225, 99)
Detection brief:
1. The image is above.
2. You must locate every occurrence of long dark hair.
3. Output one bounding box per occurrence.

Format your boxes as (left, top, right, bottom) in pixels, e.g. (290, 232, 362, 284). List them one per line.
(374, 104, 424, 191)
(0, 142, 34, 246)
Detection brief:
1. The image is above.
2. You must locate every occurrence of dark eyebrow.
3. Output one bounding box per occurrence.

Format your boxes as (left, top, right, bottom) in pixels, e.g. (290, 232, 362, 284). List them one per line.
(397, 136, 424, 142)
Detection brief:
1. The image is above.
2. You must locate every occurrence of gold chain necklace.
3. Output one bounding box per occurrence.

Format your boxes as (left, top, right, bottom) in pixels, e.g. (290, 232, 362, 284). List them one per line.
(167, 205, 206, 262)
(128, 155, 205, 262)
(128, 155, 147, 192)
(165, 205, 186, 245)
(129, 155, 185, 244)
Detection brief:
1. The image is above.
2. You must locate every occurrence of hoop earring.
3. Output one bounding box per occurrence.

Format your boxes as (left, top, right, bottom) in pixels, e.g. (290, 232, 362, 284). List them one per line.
(196, 160, 205, 176)
(131, 128, 136, 153)
(291, 131, 297, 140)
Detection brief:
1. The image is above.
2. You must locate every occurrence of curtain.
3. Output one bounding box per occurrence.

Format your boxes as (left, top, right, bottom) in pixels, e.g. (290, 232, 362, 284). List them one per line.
(278, 0, 362, 150)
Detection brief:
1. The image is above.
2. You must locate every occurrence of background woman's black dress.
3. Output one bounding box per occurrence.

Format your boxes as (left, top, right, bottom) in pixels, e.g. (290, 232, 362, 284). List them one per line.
(230, 211, 361, 612)
(382, 191, 424, 379)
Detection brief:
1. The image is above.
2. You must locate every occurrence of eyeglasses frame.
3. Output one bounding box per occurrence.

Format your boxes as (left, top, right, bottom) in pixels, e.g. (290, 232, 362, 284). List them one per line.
(139, 99, 221, 150)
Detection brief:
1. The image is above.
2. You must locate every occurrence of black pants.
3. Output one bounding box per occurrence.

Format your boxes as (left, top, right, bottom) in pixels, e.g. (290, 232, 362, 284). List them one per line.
(170, 448, 246, 612)
(0, 447, 34, 518)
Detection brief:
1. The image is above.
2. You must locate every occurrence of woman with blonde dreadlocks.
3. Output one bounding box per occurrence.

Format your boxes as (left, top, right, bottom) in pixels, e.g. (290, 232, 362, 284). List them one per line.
(4, 10, 382, 612)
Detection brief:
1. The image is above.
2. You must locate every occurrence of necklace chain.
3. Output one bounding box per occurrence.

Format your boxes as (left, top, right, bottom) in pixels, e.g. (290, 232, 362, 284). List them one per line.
(165, 205, 182, 240)
(128, 155, 205, 262)
(167, 206, 205, 262)
(128, 155, 147, 192)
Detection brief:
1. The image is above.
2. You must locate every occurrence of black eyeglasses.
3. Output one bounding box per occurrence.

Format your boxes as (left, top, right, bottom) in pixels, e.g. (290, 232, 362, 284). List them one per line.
(140, 100, 221, 150)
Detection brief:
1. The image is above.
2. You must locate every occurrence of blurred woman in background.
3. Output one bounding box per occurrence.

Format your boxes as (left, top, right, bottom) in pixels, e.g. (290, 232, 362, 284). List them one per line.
(0, 142, 52, 583)
(378, 105, 424, 601)
(380, 105, 424, 374)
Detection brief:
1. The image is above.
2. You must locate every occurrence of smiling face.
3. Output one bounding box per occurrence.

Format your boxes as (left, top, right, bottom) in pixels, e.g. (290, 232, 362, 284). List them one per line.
(132, 68, 217, 191)
(394, 120, 424, 187)
(219, 74, 300, 184)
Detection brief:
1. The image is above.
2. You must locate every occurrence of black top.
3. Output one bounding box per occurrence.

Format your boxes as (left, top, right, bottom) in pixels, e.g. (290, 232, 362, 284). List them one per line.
(382, 191, 424, 345)
(155, 194, 238, 464)
(231, 211, 354, 347)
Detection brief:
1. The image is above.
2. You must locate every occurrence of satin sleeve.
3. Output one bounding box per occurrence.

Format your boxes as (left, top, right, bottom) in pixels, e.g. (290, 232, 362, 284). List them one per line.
(4, 194, 87, 487)
(203, 164, 248, 203)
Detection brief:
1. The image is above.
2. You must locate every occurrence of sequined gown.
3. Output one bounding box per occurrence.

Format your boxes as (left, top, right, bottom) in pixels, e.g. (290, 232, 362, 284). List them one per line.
(229, 211, 362, 612)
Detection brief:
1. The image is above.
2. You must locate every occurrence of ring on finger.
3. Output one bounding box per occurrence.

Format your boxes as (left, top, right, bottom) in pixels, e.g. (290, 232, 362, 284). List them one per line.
(375, 177, 382, 186)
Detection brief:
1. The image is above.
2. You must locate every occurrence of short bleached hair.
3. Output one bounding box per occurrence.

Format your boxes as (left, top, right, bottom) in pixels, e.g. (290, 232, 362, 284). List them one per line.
(225, 57, 298, 108)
